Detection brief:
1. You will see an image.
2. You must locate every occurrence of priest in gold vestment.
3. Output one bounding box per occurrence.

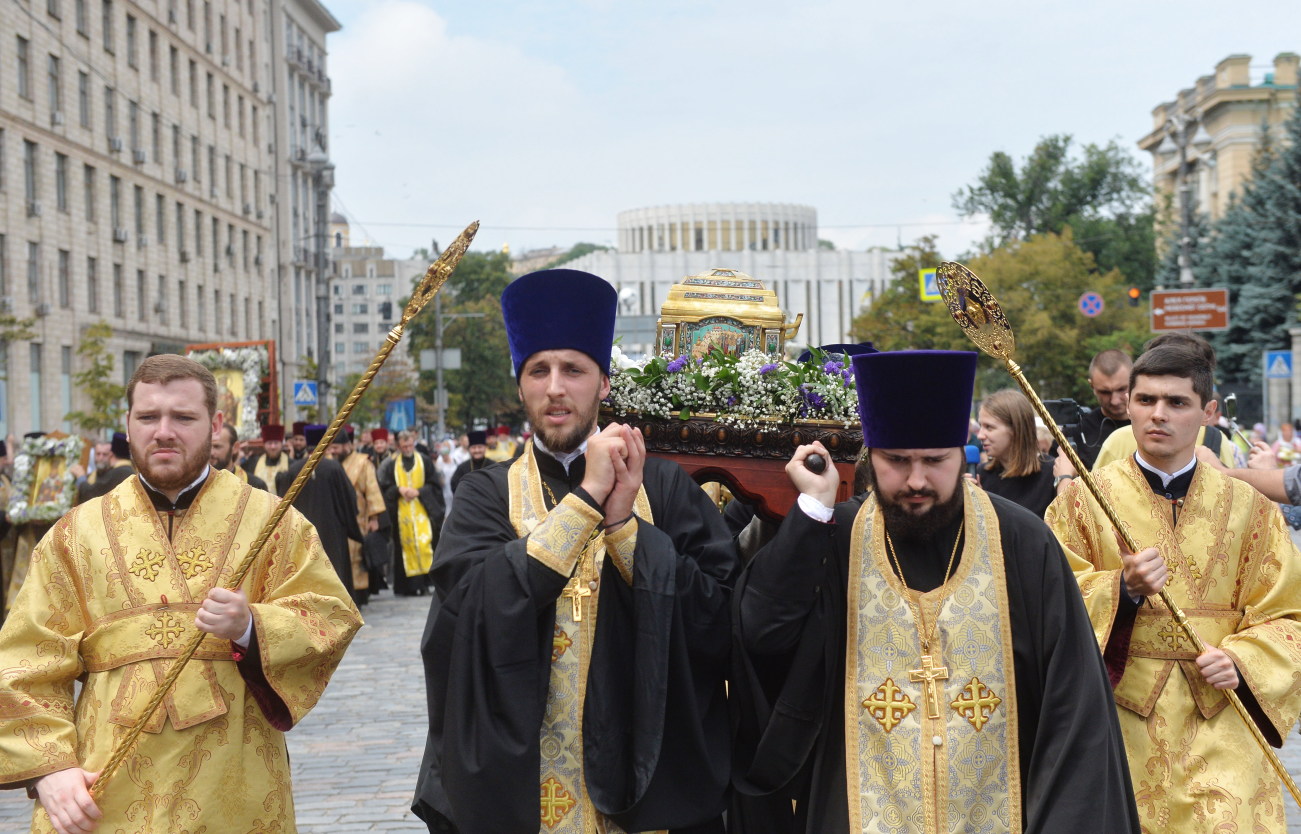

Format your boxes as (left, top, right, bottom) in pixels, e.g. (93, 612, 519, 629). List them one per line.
(333, 427, 388, 607)
(0, 355, 361, 833)
(1047, 337, 1301, 833)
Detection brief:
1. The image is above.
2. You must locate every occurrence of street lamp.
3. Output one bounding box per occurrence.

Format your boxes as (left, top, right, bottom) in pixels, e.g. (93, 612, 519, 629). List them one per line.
(306, 146, 335, 415)
(1156, 113, 1213, 286)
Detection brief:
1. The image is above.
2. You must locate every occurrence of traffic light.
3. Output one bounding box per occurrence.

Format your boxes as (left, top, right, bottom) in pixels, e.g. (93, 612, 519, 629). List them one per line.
(1127, 287, 1141, 307)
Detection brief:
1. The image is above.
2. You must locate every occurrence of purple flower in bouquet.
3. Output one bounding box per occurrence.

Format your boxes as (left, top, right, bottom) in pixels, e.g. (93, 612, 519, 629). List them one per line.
(666, 356, 688, 373)
(759, 362, 780, 375)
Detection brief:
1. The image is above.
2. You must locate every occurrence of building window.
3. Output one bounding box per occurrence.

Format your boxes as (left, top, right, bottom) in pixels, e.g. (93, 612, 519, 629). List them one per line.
(0, 235, 7, 297)
(61, 346, 73, 431)
(17, 37, 31, 100)
(112, 264, 123, 317)
(75, 0, 87, 35)
(102, 0, 114, 53)
(175, 201, 185, 251)
(156, 274, 166, 323)
(353, 342, 369, 354)
(352, 284, 365, 295)
(136, 269, 145, 320)
(169, 46, 179, 95)
(123, 350, 140, 384)
(109, 175, 120, 228)
(48, 0, 62, 18)
(57, 249, 70, 308)
(206, 72, 214, 119)
(222, 84, 230, 127)
(334, 342, 344, 354)
(188, 59, 197, 107)
(191, 134, 199, 181)
(86, 256, 98, 312)
(377, 283, 393, 295)
(197, 283, 206, 330)
(352, 322, 368, 334)
(48, 55, 62, 114)
(155, 193, 165, 242)
(194, 209, 202, 256)
(104, 86, 116, 139)
(27, 242, 41, 303)
(126, 15, 137, 67)
(83, 164, 96, 221)
(178, 279, 187, 327)
(213, 288, 219, 332)
(54, 153, 68, 212)
(151, 111, 160, 162)
(352, 303, 368, 315)
(333, 322, 343, 334)
(30, 344, 43, 431)
(133, 185, 144, 236)
(78, 71, 90, 127)
(128, 100, 139, 150)
(333, 302, 343, 315)
(23, 141, 37, 206)
(148, 29, 158, 80)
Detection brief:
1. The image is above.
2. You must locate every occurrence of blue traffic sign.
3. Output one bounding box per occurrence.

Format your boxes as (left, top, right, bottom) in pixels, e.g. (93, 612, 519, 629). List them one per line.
(1265, 350, 1293, 380)
(293, 380, 319, 406)
(1078, 292, 1105, 318)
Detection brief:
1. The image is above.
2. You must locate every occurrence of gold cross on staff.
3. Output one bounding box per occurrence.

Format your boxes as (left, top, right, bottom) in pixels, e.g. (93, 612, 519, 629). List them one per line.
(909, 654, 950, 718)
(560, 578, 592, 622)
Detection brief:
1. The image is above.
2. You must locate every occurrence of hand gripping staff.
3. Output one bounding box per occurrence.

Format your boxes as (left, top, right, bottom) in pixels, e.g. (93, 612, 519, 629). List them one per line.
(89, 220, 480, 802)
(934, 260, 1301, 807)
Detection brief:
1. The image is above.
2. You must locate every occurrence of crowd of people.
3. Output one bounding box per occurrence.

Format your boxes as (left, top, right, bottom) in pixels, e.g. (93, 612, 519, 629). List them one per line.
(0, 267, 1298, 833)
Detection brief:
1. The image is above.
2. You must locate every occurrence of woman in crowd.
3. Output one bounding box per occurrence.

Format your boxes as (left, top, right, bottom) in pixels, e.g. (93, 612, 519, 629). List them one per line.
(976, 388, 1056, 517)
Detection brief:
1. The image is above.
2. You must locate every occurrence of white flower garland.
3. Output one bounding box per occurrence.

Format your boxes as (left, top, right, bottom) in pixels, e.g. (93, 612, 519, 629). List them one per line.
(189, 347, 268, 439)
(8, 435, 84, 524)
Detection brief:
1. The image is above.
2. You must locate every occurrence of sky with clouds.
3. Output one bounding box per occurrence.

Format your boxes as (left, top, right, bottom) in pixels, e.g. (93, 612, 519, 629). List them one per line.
(320, 1, 1301, 260)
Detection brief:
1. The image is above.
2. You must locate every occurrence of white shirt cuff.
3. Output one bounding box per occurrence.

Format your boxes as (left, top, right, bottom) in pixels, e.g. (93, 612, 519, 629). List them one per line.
(797, 493, 834, 523)
(234, 618, 254, 649)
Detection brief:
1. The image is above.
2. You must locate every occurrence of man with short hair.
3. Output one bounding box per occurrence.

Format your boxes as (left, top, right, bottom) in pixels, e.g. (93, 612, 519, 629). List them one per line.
(289, 421, 309, 460)
(278, 425, 364, 603)
(243, 424, 291, 496)
(76, 432, 134, 504)
(211, 424, 268, 491)
(733, 349, 1138, 833)
(449, 429, 489, 494)
(378, 430, 443, 598)
(0, 354, 360, 833)
(332, 427, 388, 607)
(1047, 337, 1301, 832)
(414, 269, 737, 833)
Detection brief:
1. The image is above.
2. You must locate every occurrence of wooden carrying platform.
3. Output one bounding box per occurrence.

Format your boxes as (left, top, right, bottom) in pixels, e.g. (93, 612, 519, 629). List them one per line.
(606, 412, 863, 521)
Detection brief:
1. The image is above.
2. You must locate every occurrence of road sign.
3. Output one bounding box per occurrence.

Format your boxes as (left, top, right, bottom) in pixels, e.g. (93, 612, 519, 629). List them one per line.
(1150, 288, 1230, 332)
(919, 268, 941, 302)
(385, 397, 416, 431)
(292, 380, 318, 406)
(1266, 350, 1293, 379)
(1078, 291, 1105, 317)
(419, 348, 462, 370)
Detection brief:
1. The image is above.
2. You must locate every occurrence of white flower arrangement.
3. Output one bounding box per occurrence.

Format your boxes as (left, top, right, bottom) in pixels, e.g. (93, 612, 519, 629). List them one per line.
(189, 346, 268, 439)
(8, 435, 84, 524)
(606, 348, 859, 427)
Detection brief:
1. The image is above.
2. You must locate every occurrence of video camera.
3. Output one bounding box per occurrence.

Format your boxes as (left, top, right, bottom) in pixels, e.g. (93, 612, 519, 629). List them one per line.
(1042, 398, 1093, 451)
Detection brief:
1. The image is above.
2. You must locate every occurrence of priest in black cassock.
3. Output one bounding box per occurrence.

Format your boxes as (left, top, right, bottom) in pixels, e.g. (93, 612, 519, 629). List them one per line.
(412, 269, 738, 834)
(76, 432, 134, 504)
(449, 429, 490, 494)
(276, 424, 364, 598)
(731, 349, 1138, 834)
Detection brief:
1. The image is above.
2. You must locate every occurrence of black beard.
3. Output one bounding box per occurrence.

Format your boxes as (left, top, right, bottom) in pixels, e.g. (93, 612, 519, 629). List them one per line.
(864, 459, 965, 542)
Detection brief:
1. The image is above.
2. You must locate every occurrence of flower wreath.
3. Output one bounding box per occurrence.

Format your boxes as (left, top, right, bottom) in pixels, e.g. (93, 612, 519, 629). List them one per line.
(189, 346, 268, 439)
(8, 434, 84, 524)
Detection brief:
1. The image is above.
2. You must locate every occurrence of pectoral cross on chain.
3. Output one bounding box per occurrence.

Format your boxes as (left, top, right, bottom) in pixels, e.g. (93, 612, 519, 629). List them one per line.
(560, 578, 592, 622)
(909, 654, 950, 718)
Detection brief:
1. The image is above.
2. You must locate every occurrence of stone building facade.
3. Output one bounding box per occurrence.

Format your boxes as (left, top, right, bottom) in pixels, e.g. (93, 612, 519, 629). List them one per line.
(1138, 53, 1298, 224)
(0, 0, 337, 437)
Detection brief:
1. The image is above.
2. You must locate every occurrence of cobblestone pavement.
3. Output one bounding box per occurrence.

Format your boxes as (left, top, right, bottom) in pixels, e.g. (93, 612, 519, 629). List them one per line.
(5, 556, 1301, 831)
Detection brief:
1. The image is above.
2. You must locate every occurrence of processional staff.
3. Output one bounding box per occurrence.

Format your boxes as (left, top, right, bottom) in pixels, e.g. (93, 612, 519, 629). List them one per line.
(88, 221, 481, 801)
(933, 260, 1301, 807)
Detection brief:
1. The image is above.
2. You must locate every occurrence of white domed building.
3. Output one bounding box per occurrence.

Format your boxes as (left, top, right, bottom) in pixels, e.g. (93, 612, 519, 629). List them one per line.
(561, 202, 901, 354)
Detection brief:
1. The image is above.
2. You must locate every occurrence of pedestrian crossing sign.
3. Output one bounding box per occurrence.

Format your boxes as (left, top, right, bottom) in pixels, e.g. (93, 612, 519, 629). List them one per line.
(293, 380, 318, 406)
(1265, 350, 1293, 380)
(919, 268, 941, 302)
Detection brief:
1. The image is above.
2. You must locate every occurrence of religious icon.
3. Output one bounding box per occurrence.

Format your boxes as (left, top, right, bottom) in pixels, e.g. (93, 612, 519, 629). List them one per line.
(213, 368, 245, 432)
(29, 457, 67, 507)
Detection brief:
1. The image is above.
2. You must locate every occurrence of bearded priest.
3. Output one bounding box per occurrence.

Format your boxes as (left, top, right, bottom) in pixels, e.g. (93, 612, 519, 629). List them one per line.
(731, 349, 1138, 833)
(413, 269, 738, 833)
(0, 354, 361, 833)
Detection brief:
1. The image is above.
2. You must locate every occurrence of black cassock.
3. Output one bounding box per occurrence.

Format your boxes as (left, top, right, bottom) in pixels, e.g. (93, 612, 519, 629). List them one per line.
(76, 463, 135, 504)
(731, 492, 1139, 834)
(276, 457, 362, 593)
(377, 451, 445, 596)
(413, 448, 738, 834)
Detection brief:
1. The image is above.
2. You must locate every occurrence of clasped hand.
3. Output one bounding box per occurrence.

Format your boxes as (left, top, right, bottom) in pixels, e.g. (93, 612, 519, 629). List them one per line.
(579, 423, 645, 530)
(194, 587, 251, 643)
(786, 442, 838, 508)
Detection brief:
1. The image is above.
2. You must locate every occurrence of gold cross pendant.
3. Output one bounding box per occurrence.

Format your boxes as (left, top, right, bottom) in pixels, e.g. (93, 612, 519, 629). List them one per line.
(560, 578, 592, 622)
(909, 654, 950, 719)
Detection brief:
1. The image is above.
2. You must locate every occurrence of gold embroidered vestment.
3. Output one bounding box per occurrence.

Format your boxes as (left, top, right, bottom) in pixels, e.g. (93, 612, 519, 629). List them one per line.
(0, 468, 361, 833)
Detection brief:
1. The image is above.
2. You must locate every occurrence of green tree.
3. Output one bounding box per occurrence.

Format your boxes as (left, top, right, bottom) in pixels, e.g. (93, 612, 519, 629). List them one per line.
(406, 251, 520, 433)
(1189, 106, 1301, 385)
(65, 322, 126, 433)
(338, 352, 419, 429)
(954, 135, 1156, 287)
(545, 242, 611, 269)
(853, 231, 1149, 401)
